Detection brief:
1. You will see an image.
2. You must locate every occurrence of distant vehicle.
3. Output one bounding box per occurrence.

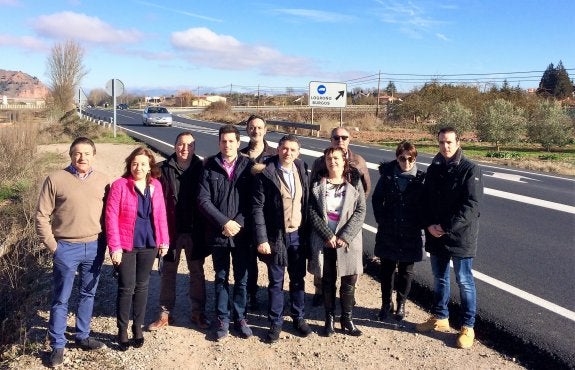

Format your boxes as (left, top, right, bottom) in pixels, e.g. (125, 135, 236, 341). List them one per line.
(142, 106, 172, 127)
(117, 103, 128, 110)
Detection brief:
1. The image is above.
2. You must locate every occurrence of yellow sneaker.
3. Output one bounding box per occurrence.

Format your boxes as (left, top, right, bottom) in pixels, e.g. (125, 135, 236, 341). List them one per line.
(415, 317, 450, 332)
(456, 326, 475, 349)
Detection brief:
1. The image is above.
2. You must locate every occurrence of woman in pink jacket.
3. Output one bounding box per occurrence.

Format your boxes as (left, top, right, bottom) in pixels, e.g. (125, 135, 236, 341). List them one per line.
(106, 147, 169, 351)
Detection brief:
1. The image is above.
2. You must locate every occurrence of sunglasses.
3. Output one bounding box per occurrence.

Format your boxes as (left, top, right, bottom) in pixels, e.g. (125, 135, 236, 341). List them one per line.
(398, 155, 415, 163)
(332, 135, 349, 141)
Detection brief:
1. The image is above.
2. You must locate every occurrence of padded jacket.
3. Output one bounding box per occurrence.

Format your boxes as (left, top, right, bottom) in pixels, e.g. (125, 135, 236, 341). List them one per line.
(372, 160, 425, 262)
(197, 153, 254, 248)
(106, 177, 169, 254)
(251, 156, 309, 266)
(423, 150, 483, 258)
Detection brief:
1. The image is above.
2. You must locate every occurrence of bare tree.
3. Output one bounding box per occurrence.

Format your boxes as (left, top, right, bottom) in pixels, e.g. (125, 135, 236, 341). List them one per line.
(46, 40, 88, 113)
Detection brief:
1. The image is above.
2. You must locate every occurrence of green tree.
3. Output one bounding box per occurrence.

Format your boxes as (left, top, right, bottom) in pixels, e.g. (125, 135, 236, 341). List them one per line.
(527, 100, 574, 151)
(385, 81, 397, 96)
(554, 61, 573, 99)
(46, 40, 88, 114)
(537, 61, 573, 99)
(431, 100, 474, 136)
(476, 99, 526, 151)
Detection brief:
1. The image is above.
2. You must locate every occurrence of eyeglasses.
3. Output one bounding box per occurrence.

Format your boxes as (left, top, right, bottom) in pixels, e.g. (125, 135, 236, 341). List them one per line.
(332, 135, 349, 141)
(398, 155, 415, 163)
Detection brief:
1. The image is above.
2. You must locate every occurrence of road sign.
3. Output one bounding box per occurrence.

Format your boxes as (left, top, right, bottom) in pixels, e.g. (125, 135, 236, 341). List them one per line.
(105, 79, 125, 96)
(308, 81, 347, 108)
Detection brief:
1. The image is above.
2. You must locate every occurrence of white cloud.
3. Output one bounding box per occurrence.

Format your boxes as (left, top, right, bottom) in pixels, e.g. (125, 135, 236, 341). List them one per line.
(436, 33, 450, 41)
(0, 0, 19, 5)
(32, 11, 143, 44)
(374, 0, 447, 38)
(171, 27, 315, 76)
(272, 8, 355, 23)
(0, 34, 48, 51)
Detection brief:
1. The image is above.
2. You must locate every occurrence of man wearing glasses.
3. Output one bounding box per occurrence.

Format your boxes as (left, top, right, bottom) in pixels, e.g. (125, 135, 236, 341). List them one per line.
(309, 127, 371, 306)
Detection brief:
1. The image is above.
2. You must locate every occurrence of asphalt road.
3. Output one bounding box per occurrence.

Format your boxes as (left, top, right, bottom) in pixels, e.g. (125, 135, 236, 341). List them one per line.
(87, 108, 575, 368)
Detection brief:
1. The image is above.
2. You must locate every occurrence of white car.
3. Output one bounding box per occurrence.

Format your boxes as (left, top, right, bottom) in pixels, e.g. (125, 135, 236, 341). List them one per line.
(143, 106, 172, 127)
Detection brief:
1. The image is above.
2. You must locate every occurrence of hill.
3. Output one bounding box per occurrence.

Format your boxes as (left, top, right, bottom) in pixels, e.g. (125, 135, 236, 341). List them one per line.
(0, 69, 49, 99)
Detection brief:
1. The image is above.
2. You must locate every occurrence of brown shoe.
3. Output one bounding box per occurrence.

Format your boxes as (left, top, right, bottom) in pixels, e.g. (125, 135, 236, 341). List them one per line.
(191, 314, 210, 330)
(148, 313, 169, 331)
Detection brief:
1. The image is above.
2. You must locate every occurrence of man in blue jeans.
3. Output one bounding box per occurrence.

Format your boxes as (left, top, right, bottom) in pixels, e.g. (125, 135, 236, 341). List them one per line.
(416, 127, 483, 349)
(36, 137, 110, 367)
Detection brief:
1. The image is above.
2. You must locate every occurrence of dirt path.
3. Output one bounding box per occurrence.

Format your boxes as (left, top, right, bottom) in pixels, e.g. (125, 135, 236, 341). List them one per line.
(7, 143, 524, 369)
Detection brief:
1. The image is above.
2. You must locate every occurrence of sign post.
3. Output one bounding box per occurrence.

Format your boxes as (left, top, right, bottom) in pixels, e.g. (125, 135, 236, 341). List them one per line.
(105, 79, 125, 138)
(308, 81, 347, 126)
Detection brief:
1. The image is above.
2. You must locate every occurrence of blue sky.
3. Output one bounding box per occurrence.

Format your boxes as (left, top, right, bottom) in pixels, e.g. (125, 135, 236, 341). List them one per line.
(0, 0, 573, 95)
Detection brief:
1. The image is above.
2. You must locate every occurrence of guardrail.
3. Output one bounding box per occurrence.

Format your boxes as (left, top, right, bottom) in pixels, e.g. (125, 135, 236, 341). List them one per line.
(81, 111, 115, 128)
(267, 119, 321, 137)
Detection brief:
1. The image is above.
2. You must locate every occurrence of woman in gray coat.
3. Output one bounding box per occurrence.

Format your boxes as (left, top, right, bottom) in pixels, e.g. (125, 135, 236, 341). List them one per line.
(308, 147, 366, 337)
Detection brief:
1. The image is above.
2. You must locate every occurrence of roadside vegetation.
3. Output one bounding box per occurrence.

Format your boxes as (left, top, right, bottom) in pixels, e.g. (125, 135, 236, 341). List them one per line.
(0, 108, 133, 363)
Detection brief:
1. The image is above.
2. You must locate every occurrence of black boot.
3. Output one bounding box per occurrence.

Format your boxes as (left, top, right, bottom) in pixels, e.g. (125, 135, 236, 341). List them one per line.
(118, 327, 129, 351)
(378, 301, 394, 321)
(323, 311, 335, 337)
(340, 285, 362, 336)
(395, 301, 405, 321)
(322, 282, 336, 337)
(132, 324, 144, 348)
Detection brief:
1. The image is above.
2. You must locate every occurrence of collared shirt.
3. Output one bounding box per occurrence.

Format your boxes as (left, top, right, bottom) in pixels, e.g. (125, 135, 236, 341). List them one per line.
(217, 156, 237, 180)
(278, 163, 296, 197)
(66, 164, 93, 180)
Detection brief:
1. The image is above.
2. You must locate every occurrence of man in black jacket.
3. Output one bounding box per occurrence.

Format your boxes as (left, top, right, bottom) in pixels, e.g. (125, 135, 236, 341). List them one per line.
(252, 135, 312, 343)
(416, 127, 483, 350)
(240, 114, 276, 311)
(149, 132, 210, 331)
(197, 125, 254, 342)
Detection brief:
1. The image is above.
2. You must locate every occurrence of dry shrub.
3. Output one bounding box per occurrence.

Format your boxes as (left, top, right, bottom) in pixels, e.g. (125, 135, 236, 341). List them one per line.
(0, 116, 52, 358)
(0, 122, 39, 184)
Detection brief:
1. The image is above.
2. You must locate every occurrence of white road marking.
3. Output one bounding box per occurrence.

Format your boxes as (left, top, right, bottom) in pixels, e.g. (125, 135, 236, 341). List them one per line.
(484, 172, 541, 183)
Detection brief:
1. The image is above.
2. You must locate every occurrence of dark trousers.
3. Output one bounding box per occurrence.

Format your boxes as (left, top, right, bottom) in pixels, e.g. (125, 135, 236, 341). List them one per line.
(247, 245, 259, 297)
(265, 232, 306, 325)
(116, 247, 157, 330)
(212, 245, 249, 323)
(322, 248, 358, 312)
(159, 233, 207, 316)
(379, 258, 415, 304)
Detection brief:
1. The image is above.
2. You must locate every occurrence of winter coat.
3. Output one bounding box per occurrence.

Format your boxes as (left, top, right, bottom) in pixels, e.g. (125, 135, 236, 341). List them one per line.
(372, 160, 425, 262)
(159, 153, 210, 260)
(308, 172, 366, 278)
(423, 149, 483, 258)
(197, 153, 254, 248)
(251, 156, 309, 266)
(310, 149, 371, 196)
(106, 177, 169, 254)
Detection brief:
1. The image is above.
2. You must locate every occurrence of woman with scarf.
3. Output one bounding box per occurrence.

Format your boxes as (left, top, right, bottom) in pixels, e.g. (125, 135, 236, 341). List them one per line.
(372, 141, 425, 321)
(308, 147, 366, 337)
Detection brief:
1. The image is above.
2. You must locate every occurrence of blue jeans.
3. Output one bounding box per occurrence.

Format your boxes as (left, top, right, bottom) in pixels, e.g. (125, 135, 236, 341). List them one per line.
(49, 240, 104, 349)
(430, 254, 477, 328)
(212, 246, 249, 323)
(266, 231, 306, 326)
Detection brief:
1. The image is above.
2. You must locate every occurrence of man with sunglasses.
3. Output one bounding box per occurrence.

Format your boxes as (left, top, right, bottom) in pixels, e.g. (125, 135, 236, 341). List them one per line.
(416, 127, 483, 349)
(309, 127, 371, 306)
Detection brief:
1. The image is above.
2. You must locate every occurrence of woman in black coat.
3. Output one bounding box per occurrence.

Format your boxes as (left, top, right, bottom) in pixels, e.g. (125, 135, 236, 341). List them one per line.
(372, 141, 425, 321)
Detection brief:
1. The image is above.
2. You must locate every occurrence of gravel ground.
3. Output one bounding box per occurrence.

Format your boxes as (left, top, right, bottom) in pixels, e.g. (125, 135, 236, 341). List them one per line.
(6, 143, 525, 369)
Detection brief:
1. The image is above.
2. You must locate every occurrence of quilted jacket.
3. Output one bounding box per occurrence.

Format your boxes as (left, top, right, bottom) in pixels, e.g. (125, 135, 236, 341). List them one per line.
(106, 177, 169, 253)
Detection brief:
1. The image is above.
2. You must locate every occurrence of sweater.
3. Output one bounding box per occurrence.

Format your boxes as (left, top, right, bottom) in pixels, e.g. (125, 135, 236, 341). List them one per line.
(106, 177, 169, 253)
(35, 168, 110, 252)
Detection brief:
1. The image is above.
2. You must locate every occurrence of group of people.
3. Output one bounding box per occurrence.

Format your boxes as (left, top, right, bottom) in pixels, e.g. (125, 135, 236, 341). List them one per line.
(36, 114, 483, 368)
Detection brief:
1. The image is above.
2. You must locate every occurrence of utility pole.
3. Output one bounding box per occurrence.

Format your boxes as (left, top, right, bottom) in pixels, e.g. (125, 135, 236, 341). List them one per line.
(376, 70, 381, 117)
(257, 85, 260, 111)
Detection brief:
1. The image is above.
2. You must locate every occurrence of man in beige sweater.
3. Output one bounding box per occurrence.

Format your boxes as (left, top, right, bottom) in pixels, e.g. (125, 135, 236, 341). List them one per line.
(36, 137, 110, 368)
